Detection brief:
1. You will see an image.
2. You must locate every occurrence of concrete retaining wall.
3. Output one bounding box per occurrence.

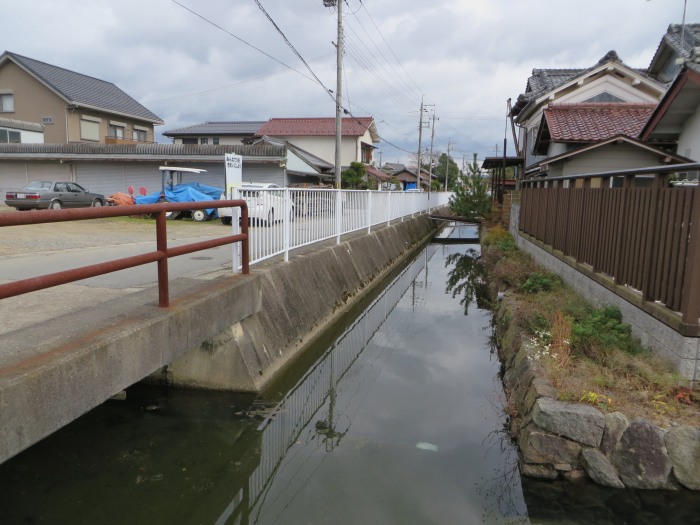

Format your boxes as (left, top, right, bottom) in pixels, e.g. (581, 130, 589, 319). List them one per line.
(161, 215, 438, 392)
(509, 199, 700, 384)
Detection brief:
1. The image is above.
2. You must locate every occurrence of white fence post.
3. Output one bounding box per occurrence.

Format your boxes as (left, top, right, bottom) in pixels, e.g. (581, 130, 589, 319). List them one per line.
(366, 190, 372, 234)
(283, 188, 290, 262)
(335, 189, 342, 244)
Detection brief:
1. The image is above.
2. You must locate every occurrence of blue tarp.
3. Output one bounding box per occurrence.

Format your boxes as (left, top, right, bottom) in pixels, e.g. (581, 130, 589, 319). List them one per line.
(135, 182, 224, 216)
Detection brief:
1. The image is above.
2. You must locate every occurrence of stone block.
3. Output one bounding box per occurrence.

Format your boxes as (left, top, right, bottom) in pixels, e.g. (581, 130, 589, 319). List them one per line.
(520, 425, 581, 465)
(612, 418, 673, 490)
(580, 448, 624, 488)
(665, 426, 700, 490)
(531, 398, 605, 447)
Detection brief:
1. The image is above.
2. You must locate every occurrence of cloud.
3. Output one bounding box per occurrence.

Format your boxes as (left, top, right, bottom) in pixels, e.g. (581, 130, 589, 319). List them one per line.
(3, 0, 698, 163)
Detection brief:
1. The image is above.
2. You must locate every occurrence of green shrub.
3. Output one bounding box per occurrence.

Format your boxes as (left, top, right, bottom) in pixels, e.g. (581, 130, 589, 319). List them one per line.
(572, 306, 644, 356)
(520, 272, 560, 294)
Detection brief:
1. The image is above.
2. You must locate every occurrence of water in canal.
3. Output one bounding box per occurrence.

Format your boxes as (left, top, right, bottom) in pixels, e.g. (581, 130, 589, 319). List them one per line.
(1, 225, 699, 524)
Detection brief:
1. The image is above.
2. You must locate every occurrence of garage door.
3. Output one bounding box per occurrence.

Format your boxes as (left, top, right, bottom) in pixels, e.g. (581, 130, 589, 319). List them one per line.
(0, 162, 71, 199)
(75, 163, 164, 197)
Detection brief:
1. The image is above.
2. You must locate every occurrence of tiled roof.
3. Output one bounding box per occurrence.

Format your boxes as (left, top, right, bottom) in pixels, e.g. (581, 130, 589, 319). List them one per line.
(256, 117, 374, 137)
(1, 51, 163, 124)
(511, 51, 654, 119)
(163, 121, 266, 137)
(0, 117, 44, 133)
(648, 23, 700, 82)
(365, 164, 391, 180)
(543, 103, 656, 142)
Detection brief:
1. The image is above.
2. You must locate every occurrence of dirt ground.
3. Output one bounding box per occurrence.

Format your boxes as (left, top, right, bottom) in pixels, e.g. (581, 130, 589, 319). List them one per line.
(0, 207, 226, 255)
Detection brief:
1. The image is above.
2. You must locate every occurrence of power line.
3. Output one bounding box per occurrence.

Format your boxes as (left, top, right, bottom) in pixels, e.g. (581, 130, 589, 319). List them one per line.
(252, 0, 336, 104)
(170, 0, 320, 85)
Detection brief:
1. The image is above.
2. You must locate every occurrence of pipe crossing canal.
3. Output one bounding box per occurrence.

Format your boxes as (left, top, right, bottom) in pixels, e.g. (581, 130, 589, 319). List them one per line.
(0, 226, 698, 524)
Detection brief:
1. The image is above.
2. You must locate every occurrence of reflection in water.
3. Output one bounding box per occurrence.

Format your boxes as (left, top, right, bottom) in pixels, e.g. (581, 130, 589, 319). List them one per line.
(231, 249, 437, 524)
(445, 248, 490, 314)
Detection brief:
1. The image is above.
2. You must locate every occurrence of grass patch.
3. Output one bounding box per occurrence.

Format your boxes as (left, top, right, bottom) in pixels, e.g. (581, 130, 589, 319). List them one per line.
(483, 226, 700, 428)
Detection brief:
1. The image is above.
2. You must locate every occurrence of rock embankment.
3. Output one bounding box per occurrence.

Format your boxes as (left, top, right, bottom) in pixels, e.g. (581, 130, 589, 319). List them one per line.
(496, 293, 700, 491)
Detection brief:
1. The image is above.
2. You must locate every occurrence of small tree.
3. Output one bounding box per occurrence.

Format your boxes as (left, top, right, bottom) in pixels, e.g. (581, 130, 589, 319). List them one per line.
(449, 154, 491, 221)
(341, 162, 367, 189)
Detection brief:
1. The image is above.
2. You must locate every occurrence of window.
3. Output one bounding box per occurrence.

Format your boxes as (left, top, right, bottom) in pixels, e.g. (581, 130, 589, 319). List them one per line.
(182, 138, 197, 145)
(0, 129, 21, 143)
(213, 137, 220, 145)
(200, 138, 208, 145)
(108, 124, 124, 139)
(132, 129, 147, 142)
(0, 93, 14, 112)
(584, 92, 625, 103)
(80, 116, 101, 141)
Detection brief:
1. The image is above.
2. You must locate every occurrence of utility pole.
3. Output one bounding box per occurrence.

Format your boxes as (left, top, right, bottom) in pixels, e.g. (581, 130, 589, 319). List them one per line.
(324, 0, 343, 189)
(444, 138, 452, 191)
(428, 112, 437, 194)
(415, 97, 430, 191)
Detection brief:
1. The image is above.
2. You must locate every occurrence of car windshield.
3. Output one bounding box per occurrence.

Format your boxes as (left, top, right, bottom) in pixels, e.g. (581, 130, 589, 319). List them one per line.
(23, 181, 52, 191)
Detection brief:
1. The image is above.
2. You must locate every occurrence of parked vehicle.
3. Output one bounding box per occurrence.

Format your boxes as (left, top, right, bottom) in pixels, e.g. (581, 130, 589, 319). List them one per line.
(133, 167, 222, 221)
(219, 183, 292, 226)
(4, 181, 105, 210)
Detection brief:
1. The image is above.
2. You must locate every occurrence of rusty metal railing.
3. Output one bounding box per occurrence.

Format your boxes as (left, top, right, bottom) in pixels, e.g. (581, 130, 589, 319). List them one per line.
(0, 200, 249, 307)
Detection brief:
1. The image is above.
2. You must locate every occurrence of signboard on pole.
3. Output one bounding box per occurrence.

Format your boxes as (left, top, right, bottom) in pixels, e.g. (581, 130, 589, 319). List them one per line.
(225, 153, 243, 198)
(225, 154, 243, 272)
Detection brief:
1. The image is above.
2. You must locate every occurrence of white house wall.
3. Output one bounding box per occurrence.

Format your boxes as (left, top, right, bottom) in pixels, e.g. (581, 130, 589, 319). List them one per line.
(273, 135, 360, 167)
(678, 107, 700, 161)
(560, 75, 660, 105)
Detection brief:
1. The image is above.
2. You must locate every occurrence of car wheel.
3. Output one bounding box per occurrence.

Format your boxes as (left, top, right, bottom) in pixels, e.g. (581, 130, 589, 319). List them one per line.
(221, 217, 232, 225)
(49, 200, 63, 210)
(165, 210, 181, 220)
(91, 199, 103, 207)
(192, 209, 208, 222)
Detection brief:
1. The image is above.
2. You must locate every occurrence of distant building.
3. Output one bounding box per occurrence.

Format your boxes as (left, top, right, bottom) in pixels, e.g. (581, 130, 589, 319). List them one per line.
(163, 121, 266, 145)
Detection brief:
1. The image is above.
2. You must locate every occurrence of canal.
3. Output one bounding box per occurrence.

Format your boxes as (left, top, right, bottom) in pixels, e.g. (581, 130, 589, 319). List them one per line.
(1, 225, 699, 524)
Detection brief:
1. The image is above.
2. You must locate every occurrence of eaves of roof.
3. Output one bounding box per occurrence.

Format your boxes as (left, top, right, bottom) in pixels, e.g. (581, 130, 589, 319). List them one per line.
(0, 117, 44, 133)
(648, 23, 700, 81)
(641, 64, 700, 140)
(538, 134, 693, 168)
(0, 143, 286, 163)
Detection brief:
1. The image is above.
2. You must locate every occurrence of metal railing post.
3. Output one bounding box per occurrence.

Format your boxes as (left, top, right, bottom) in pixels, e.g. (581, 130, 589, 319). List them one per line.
(155, 210, 170, 307)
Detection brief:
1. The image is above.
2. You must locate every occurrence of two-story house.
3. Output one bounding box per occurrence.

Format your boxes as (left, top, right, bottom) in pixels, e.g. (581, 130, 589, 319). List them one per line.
(0, 51, 163, 144)
(254, 117, 380, 168)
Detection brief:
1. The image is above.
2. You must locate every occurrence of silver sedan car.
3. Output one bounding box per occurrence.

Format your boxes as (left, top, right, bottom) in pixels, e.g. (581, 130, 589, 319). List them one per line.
(4, 181, 106, 210)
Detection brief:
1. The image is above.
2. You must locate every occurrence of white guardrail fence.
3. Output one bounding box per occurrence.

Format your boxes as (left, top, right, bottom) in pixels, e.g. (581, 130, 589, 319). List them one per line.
(226, 189, 452, 268)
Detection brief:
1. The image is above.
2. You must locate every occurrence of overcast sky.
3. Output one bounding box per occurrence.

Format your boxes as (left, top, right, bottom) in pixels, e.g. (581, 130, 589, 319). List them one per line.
(3, 0, 698, 166)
